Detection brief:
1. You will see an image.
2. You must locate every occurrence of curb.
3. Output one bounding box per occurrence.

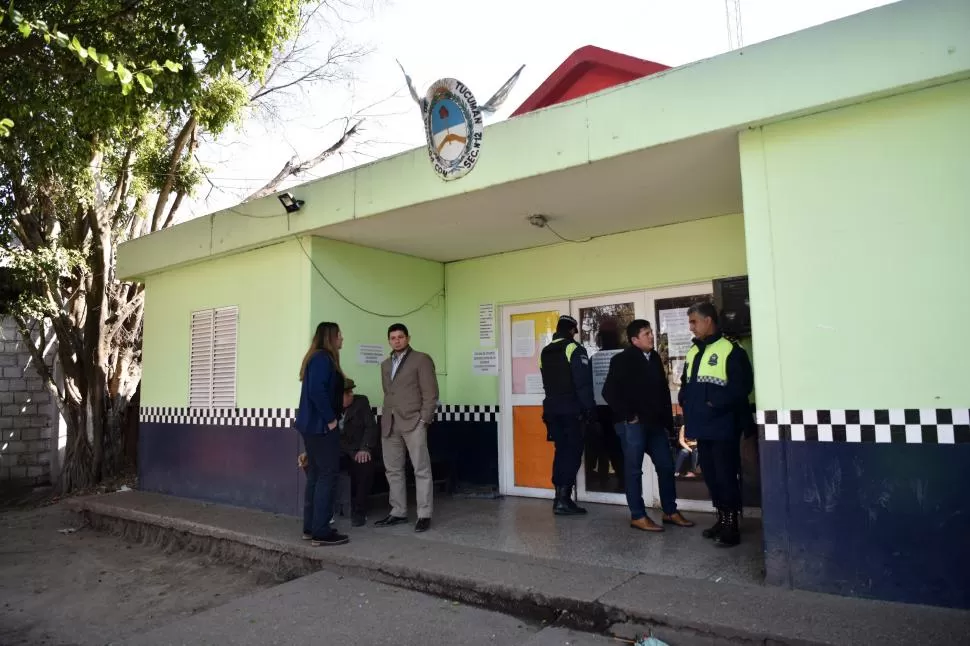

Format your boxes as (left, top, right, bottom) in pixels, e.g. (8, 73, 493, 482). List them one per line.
(59, 496, 852, 646)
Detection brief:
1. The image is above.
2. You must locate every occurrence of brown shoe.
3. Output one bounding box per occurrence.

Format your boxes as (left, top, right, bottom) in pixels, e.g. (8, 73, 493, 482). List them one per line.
(630, 517, 664, 532)
(662, 512, 696, 528)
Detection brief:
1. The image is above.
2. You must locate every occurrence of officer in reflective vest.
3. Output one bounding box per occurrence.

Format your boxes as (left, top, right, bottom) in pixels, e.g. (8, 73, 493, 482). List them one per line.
(539, 315, 595, 516)
(679, 302, 753, 547)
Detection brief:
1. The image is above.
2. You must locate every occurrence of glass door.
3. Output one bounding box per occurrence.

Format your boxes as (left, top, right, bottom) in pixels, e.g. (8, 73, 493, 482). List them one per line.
(498, 285, 728, 514)
(645, 283, 715, 513)
(499, 301, 569, 498)
(571, 292, 649, 506)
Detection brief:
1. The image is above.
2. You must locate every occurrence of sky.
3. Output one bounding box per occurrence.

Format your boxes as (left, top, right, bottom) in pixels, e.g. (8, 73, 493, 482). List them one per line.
(183, 0, 899, 220)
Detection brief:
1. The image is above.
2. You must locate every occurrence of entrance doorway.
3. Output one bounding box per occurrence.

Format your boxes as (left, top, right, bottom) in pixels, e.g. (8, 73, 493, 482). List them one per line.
(499, 283, 725, 513)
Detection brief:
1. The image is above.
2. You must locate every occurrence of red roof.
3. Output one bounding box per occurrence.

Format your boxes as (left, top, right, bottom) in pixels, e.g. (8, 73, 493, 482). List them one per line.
(511, 45, 670, 117)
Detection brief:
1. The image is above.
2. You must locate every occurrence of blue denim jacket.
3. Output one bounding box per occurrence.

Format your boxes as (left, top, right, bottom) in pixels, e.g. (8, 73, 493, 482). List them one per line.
(294, 352, 342, 436)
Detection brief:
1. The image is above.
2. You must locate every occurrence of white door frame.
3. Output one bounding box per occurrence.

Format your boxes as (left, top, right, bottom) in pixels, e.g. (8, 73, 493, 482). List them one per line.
(496, 283, 746, 515)
(498, 300, 569, 499)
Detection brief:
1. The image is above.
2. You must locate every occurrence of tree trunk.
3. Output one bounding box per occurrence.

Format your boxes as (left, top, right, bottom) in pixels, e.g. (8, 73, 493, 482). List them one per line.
(57, 376, 136, 490)
(59, 400, 95, 493)
(102, 394, 133, 479)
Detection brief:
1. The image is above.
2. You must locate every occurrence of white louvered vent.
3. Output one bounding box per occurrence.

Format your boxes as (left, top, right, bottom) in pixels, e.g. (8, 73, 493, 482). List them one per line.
(189, 310, 214, 408)
(211, 306, 238, 408)
(188, 306, 238, 409)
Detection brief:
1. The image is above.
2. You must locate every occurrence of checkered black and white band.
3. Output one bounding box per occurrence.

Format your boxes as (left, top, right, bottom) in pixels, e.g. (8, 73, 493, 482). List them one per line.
(140, 405, 500, 428)
(758, 409, 970, 444)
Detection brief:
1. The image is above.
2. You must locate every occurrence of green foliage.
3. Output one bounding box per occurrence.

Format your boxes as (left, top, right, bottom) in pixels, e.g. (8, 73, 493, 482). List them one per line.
(1, 0, 311, 228)
(0, 245, 87, 320)
(194, 74, 250, 134)
(0, 2, 186, 134)
(0, 0, 315, 488)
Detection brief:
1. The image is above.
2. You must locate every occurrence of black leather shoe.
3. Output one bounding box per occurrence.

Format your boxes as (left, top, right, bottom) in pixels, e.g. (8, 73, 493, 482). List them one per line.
(414, 518, 431, 533)
(374, 514, 408, 527)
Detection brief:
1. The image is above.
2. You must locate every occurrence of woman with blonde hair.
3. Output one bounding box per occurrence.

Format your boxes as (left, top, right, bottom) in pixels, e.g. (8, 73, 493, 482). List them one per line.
(294, 321, 349, 546)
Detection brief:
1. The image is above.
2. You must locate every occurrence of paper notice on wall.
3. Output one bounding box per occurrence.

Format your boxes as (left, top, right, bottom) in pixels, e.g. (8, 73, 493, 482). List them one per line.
(525, 373, 545, 394)
(659, 307, 693, 358)
(479, 303, 495, 346)
(472, 350, 499, 375)
(512, 320, 536, 358)
(357, 344, 386, 366)
(591, 349, 621, 406)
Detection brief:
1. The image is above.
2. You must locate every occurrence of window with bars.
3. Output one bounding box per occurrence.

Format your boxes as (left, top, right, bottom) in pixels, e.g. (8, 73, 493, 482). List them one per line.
(189, 306, 238, 409)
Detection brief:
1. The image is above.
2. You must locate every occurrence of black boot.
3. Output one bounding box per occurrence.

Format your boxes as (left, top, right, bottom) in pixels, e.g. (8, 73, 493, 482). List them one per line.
(715, 510, 741, 547)
(563, 486, 587, 515)
(553, 486, 583, 515)
(702, 509, 723, 540)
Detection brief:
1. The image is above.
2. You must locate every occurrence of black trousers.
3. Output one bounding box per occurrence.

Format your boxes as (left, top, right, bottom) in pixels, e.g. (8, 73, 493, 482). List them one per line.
(339, 452, 376, 515)
(546, 413, 584, 488)
(697, 438, 742, 512)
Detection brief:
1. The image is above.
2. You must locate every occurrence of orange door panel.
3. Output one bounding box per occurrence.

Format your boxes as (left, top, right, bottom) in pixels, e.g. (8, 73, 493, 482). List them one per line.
(512, 406, 554, 489)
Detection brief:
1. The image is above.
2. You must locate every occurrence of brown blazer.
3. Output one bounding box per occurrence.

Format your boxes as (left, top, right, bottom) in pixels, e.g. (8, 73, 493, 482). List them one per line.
(380, 348, 439, 436)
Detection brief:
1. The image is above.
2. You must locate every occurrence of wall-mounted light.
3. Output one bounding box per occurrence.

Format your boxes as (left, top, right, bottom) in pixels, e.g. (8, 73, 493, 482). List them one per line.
(277, 192, 305, 214)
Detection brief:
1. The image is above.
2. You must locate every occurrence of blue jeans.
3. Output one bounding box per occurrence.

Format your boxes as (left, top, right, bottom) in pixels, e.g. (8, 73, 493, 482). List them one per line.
(302, 430, 340, 538)
(675, 447, 698, 474)
(615, 422, 678, 518)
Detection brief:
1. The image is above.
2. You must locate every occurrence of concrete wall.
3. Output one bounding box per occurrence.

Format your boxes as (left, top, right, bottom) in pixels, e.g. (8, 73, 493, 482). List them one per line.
(140, 240, 310, 409)
(0, 318, 57, 485)
(444, 214, 748, 404)
(137, 240, 311, 513)
(309, 238, 445, 405)
(136, 237, 475, 511)
(740, 79, 970, 609)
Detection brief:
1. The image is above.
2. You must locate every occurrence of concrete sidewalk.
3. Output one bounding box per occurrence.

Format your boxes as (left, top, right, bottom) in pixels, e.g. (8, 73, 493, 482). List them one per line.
(65, 491, 970, 646)
(120, 569, 618, 646)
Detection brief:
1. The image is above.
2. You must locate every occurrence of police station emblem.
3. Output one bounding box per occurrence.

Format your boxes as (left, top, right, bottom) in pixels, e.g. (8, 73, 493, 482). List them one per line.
(424, 79, 483, 181)
(708, 353, 719, 366)
(397, 61, 525, 182)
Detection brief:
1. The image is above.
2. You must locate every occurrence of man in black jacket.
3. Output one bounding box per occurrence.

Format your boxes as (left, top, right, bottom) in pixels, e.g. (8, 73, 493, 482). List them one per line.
(603, 320, 694, 532)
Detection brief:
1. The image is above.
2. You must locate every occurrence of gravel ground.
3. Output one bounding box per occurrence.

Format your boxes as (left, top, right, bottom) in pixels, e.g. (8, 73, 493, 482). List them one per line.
(0, 503, 275, 646)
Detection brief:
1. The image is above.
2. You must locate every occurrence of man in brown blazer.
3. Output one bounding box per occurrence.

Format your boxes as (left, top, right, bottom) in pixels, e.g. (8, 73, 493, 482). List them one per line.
(374, 323, 440, 532)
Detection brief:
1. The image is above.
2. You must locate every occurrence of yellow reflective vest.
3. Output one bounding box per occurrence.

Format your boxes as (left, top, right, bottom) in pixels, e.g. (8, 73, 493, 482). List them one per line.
(684, 337, 735, 387)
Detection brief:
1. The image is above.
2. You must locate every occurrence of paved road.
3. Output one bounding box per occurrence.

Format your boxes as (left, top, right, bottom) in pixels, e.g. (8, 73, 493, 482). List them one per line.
(119, 569, 621, 646)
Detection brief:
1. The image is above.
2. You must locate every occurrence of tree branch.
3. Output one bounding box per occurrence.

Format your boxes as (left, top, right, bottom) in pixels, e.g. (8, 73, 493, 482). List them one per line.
(106, 289, 144, 339)
(244, 120, 362, 201)
(161, 190, 186, 230)
(151, 115, 196, 232)
(15, 317, 68, 407)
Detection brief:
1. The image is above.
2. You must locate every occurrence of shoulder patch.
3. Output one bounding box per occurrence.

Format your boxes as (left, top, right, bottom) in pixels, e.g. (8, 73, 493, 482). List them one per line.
(580, 355, 589, 365)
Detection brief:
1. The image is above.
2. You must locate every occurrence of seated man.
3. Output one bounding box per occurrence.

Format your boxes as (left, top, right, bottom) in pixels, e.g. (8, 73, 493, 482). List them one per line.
(337, 378, 379, 527)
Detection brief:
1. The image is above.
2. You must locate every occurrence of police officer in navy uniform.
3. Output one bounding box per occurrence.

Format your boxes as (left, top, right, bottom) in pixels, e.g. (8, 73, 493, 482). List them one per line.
(539, 315, 595, 516)
(679, 302, 753, 546)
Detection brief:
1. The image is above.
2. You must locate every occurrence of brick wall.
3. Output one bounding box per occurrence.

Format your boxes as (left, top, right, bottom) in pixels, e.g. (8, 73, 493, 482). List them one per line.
(0, 317, 57, 485)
